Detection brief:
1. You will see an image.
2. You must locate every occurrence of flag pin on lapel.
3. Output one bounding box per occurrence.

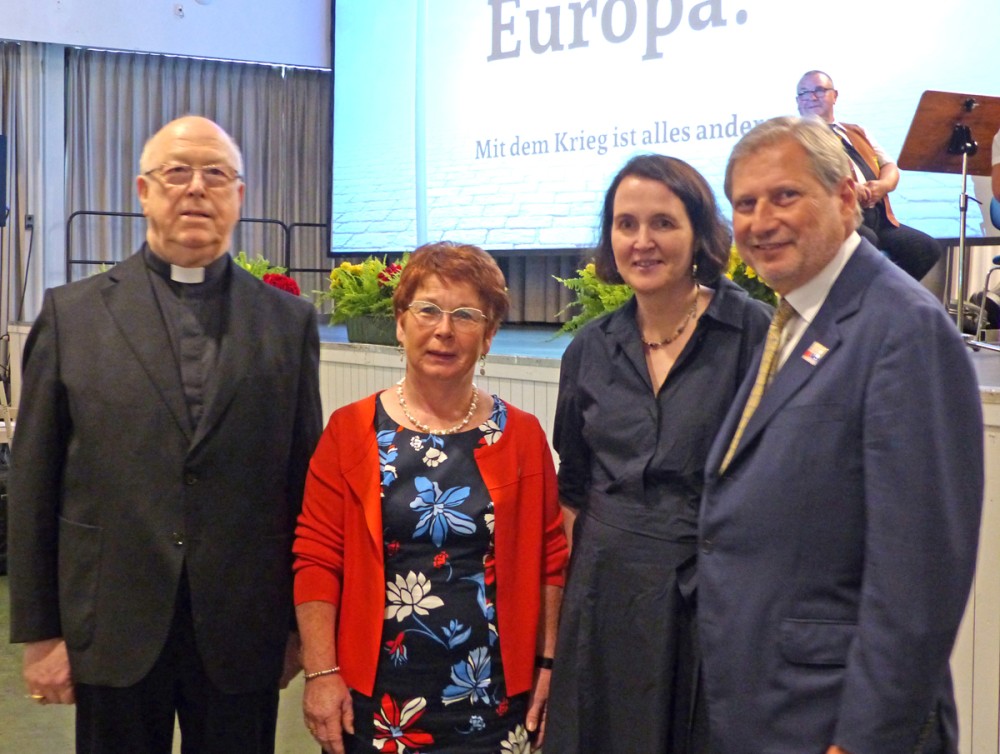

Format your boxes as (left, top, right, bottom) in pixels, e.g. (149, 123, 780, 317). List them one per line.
(801, 341, 829, 366)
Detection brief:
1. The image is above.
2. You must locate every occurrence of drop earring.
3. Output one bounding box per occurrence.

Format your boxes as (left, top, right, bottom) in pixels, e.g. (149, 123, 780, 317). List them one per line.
(691, 261, 699, 279)
(397, 344, 404, 362)
(479, 354, 487, 376)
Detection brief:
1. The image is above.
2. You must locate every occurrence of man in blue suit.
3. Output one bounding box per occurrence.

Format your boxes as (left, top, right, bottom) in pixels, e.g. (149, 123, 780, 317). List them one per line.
(699, 116, 983, 754)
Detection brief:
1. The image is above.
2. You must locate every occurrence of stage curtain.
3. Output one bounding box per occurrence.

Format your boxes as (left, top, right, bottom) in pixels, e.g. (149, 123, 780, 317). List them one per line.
(0, 41, 20, 347)
(64, 48, 331, 295)
(0, 41, 35, 352)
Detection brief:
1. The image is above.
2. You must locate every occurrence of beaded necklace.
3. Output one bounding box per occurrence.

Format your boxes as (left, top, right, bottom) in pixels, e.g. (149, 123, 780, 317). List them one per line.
(640, 288, 699, 349)
(396, 377, 479, 435)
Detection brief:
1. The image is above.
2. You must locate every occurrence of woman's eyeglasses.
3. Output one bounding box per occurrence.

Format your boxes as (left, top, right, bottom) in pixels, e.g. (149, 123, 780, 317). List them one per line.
(407, 301, 487, 330)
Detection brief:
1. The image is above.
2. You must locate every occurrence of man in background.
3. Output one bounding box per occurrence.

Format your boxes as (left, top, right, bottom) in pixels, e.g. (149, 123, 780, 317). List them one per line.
(796, 70, 942, 280)
(8, 115, 323, 753)
(699, 116, 982, 754)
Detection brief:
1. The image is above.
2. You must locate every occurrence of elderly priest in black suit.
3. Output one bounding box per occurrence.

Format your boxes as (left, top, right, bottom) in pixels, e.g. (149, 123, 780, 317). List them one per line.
(8, 115, 323, 754)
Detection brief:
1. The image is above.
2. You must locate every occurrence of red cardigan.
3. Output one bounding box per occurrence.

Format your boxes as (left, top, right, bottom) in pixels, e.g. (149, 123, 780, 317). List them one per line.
(293, 393, 568, 697)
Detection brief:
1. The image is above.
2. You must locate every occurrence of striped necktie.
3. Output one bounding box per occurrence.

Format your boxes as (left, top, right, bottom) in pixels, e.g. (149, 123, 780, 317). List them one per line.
(720, 299, 795, 472)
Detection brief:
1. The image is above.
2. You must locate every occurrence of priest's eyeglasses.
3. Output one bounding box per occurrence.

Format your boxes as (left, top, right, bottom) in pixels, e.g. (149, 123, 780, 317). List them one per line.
(407, 301, 488, 330)
(144, 164, 242, 188)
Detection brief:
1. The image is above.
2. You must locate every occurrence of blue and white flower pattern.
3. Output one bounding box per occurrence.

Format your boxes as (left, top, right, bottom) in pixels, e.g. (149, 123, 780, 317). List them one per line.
(478, 401, 507, 446)
(377, 428, 400, 487)
(499, 725, 531, 753)
(410, 478, 476, 548)
(441, 646, 493, 706)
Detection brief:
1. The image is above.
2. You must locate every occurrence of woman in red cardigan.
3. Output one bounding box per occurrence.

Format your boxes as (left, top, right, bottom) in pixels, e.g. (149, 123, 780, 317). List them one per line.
(293, 242, 568, 754)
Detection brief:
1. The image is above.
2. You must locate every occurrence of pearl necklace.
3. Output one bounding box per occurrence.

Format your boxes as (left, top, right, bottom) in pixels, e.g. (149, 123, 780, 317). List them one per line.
(396, 377, 479, 435)
(640, 289, 699, 350)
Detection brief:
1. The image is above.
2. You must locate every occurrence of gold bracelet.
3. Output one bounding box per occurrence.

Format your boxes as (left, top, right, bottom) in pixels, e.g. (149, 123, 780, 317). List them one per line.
(304, 666, 340, 680)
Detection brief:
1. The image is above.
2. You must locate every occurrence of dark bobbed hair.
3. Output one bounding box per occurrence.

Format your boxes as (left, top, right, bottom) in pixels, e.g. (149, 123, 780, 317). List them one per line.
(593, 154, 731, 285)
(393, 241, 510, 327)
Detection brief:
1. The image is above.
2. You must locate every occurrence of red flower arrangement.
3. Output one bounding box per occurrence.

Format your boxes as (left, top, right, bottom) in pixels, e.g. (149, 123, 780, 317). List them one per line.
(233, 253, 301, 297)
(262, 272, 301, 296)
(378, 262, 404, 286)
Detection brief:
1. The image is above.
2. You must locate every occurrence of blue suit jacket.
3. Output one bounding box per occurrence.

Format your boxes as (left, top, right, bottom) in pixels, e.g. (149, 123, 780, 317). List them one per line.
(699, 240, 983, 754)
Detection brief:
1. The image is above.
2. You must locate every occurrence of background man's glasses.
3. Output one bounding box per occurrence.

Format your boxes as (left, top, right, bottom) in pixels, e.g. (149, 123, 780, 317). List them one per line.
(144, 164, 242, 188)
(796, 87, 834, 100)
(407, 300, 487, 330)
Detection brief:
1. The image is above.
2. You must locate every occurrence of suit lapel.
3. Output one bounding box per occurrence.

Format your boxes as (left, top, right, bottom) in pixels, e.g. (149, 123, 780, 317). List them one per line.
(718, 242, 883, 473)
(102, 252, 192, 440)
(735, 314, 845, 449)
(706, 353, 757, 477)
(191, 265, 259, 449)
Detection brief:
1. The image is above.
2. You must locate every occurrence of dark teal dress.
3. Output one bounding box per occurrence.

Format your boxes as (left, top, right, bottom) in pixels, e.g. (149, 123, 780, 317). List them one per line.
(547, 278, 771, 753)
(345, 396, 531, 754)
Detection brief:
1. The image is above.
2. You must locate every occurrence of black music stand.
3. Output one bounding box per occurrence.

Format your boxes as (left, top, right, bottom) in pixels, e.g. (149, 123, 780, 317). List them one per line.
(897, 90, 1000, 343)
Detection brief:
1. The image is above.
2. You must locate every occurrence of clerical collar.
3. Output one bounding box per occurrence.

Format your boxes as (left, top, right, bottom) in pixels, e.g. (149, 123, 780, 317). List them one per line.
(171, 265, 205, 283)
(143, 244, 230, 286)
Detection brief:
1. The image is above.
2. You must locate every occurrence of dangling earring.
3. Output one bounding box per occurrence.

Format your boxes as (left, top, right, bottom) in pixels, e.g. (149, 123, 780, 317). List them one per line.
(691, 261, 699, 279)
(479, 354, 487, 376)
(397, 344, 404, 362)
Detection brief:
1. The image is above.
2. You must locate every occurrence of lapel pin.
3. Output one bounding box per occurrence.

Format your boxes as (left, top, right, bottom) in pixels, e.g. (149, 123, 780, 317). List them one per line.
(801, 341, 829, 366)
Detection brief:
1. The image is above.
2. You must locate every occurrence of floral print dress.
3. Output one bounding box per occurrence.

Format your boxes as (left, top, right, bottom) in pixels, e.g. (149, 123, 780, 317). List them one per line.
(348, 396, 531, 754)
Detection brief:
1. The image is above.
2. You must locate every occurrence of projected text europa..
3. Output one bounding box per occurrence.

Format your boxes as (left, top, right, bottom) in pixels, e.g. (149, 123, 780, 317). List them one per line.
(487, 0, 749, 61)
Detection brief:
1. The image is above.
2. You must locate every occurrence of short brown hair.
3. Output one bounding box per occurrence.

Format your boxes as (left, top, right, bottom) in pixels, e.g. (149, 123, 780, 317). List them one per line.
(393, 241, 510, 326)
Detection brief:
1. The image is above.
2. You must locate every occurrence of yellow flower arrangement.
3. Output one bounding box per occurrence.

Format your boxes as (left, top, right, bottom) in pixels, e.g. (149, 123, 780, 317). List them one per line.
(725, 247, 777, 307)
(321, 256, 407, 324)
(553, 263, 633, 335)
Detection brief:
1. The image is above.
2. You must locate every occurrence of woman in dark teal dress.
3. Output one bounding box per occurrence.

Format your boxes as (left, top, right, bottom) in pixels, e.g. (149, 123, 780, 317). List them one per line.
(546, 155, 771, 753)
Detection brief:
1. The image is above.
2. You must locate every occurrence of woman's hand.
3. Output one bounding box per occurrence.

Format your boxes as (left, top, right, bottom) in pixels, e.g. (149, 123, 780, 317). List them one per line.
(303, 673, 354, 754)
(525, 667, 551, 751)
(295, 601, 348, 751)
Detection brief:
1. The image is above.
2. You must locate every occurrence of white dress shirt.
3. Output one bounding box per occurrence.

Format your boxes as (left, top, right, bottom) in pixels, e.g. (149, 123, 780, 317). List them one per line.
(777, 231, 862, 369)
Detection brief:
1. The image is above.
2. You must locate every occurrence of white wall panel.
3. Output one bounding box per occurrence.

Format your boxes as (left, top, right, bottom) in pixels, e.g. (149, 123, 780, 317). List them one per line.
(0, 0, 329, 68)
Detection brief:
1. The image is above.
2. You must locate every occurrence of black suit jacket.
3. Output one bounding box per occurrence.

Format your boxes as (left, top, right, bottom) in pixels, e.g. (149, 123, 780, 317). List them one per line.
(8, 250, 323, 692)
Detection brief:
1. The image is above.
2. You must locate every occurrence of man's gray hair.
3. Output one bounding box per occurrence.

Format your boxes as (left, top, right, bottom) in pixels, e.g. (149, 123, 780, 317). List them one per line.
(724, 116, 861, 226)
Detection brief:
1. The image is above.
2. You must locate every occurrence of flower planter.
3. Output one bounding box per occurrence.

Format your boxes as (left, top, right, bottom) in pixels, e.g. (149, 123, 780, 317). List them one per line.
(345, 315, 398, 346)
